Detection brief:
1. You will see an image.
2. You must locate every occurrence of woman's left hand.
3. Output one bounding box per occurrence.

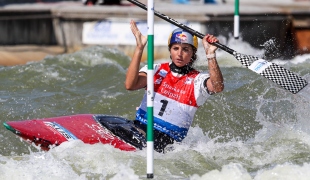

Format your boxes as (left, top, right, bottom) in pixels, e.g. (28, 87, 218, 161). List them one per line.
(202, 34, 218, 54)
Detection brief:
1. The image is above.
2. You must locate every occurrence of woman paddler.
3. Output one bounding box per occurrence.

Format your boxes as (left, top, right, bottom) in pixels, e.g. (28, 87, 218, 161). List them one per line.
(125, 20, 224, 153)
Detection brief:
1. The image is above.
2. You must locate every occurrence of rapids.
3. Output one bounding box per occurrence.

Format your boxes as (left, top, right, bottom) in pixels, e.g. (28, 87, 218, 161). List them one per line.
(0, 37, 309, 179)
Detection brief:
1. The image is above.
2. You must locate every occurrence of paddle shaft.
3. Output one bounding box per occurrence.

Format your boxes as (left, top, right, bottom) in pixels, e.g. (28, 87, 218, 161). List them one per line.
(127, 0, 235, 54)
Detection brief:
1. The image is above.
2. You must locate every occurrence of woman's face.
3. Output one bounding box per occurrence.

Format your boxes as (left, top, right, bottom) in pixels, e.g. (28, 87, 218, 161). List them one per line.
(170, 43, 194, 67)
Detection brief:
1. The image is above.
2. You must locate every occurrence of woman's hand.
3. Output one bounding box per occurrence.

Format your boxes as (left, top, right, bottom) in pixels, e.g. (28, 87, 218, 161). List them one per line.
(125, 20, 148, 91)
(130, 20, 147, 50)
(202, 34, 218, 54)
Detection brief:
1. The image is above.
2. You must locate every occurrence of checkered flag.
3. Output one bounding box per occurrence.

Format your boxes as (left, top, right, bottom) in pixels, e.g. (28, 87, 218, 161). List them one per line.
(234, 52, 308, 94)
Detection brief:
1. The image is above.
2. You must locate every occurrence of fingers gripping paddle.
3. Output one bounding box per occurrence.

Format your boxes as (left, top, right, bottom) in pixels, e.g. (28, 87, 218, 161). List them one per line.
(127, 0, 308, 94)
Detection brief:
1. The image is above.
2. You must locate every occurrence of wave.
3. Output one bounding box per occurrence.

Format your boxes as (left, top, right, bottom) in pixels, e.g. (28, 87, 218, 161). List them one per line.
(0, 44, 309, 179)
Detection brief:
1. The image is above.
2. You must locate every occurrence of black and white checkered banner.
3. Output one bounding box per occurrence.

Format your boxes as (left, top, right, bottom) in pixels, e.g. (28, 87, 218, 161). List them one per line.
(234, 52, 308, 94)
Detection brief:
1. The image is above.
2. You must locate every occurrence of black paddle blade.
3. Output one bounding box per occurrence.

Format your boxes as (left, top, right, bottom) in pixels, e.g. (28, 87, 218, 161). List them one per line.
(234, 52, 308, 94)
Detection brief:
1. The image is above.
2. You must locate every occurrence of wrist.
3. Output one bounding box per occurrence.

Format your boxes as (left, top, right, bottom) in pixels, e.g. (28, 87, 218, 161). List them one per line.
(135, 46, 144, 52)
(206, 53, 216, 59)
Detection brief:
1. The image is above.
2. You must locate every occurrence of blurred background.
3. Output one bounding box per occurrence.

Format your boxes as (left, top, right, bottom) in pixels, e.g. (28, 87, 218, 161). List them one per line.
(0, 0, 309, 65)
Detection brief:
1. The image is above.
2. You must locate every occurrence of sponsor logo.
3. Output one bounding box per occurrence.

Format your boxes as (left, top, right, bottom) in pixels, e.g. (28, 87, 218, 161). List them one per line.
(249, 59, 271, 73)
(253, 61, 268, 71)
(176, 33, 187, 42)
(44, 122, 77, 141)
(158, 69, 168, 77)
(160, 82, 187, 100)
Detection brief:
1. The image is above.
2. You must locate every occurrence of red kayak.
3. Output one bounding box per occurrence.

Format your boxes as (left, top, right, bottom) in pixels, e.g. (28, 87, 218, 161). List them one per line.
(3, 114, 146, 151)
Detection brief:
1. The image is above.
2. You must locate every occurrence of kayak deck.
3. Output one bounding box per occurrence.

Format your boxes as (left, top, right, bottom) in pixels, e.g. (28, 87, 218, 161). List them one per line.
(3, 114, 146, 151)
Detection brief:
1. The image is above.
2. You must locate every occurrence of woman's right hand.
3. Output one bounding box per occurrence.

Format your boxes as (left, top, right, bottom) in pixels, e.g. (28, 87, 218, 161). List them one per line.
(125, 20, 148, 91)
(130, 20, 147, 50)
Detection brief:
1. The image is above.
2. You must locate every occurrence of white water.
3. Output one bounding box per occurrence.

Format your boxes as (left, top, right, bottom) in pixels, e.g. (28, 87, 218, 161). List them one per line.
(2, 124, 310, 179)
(0, 38, 310, 179)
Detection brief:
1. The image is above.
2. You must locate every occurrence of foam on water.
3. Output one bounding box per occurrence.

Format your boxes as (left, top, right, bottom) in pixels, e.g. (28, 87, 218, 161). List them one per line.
(1, 36, 310, 179)
(3, 121, 309, 179)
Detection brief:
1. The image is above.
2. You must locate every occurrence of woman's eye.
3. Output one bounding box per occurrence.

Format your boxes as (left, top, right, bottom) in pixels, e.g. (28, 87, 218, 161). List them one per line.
(183, 48, 190, 52)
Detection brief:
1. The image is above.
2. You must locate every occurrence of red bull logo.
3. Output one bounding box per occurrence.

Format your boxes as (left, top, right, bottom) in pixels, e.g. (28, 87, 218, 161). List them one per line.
(176, 33, 187, 42)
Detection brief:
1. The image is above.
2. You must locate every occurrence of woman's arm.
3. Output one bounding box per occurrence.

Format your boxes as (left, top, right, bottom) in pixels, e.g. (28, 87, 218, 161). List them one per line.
(202, 34, 224, 93)
(125, 20, 148, 90)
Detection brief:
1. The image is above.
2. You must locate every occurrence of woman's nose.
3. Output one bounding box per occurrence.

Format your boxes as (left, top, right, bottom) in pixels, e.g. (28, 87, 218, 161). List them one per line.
(177, 49, 183, 56)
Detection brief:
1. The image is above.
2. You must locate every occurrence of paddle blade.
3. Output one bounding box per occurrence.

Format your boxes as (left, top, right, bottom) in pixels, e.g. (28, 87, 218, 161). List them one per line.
(234, 52, 308, 94)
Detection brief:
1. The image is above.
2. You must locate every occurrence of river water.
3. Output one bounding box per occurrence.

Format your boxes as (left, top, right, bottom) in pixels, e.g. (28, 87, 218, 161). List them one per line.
(0, 38, 310, 179)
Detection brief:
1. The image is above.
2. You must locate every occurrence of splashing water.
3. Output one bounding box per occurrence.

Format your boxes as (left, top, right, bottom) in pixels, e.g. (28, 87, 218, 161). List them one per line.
(0, 41, 309, 179)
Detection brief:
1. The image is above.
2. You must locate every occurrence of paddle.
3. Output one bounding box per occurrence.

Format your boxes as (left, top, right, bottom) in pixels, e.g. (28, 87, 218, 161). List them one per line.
(127, 0, 308, 94)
